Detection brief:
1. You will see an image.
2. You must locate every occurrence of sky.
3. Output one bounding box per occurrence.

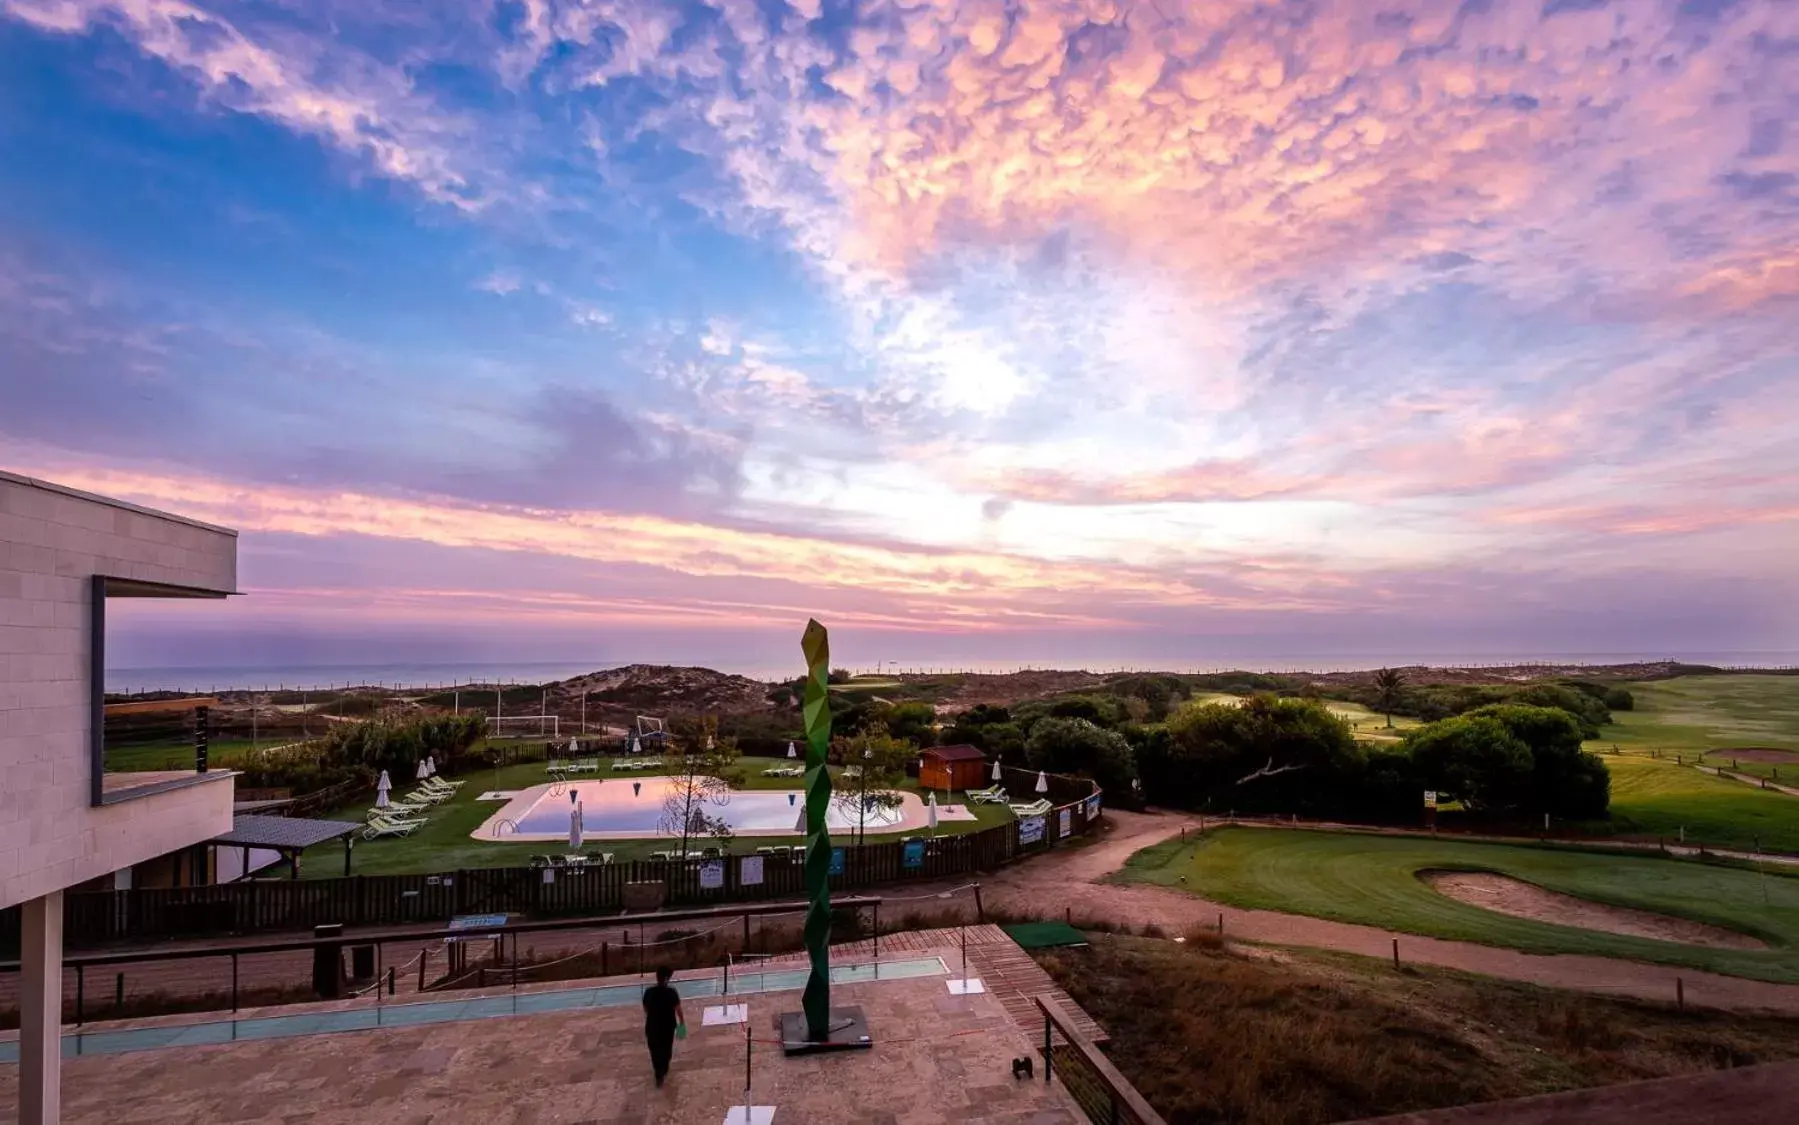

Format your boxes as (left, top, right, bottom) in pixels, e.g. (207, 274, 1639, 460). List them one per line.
(2, 0, 1796, 675)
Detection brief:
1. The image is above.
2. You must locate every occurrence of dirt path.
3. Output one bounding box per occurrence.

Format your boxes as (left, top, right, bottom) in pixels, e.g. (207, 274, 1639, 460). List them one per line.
(1700, 764, 1799, 798)
(946, 810, 1799, 1016)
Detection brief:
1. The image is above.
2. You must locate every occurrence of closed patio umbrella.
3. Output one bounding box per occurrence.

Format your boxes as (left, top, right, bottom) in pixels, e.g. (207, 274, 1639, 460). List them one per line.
(415, 759, 429, 781)
(426, 755, 437, 777)
(928, 792, 939, 837)
(376, 770, 392, 809)
(991, 757, 1003, 783)
(570, 802, 584, 851)
(1035, 770, 1049, 794)
(569, 738, 580, 754)
(786, 741, 797, 759)
(631, 735, 642, 755)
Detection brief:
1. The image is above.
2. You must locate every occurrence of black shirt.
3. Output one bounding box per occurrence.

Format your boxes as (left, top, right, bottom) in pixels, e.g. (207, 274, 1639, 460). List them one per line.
(642, 983, 680, 1032)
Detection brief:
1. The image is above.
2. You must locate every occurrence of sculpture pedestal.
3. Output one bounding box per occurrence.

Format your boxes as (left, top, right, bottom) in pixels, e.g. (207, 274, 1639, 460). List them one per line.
(776, 1005, 874, 1056)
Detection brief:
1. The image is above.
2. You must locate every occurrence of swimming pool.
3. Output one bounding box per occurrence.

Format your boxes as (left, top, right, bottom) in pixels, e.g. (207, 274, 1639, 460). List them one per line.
(476, 777, 935, 841)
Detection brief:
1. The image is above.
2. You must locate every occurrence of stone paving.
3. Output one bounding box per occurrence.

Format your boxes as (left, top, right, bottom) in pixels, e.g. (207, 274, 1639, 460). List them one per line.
(0, 949, 1085, 1125)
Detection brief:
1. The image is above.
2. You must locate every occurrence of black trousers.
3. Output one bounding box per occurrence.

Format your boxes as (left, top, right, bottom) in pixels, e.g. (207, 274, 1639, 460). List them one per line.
(647, 1027, 674, 1081)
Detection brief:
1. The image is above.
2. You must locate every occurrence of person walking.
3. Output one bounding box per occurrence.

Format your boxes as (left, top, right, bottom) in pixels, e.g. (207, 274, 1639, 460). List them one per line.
(642, 965, 686, 1088)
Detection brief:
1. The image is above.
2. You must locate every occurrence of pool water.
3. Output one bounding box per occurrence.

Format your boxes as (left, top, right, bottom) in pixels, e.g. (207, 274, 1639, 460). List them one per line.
(508, 777, 910, 837)
(0, 957, 948, 1062)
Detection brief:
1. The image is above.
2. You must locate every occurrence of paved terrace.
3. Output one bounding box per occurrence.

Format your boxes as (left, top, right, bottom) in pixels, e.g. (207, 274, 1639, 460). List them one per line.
(0, 944, 1086, 1125)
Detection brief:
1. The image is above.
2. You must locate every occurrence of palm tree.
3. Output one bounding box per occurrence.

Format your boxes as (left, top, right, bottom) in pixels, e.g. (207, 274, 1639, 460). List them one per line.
(1372, 668, 1406, 729)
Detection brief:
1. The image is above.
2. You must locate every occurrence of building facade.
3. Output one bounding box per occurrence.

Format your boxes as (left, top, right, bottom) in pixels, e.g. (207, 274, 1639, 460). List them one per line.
(0, 470, 239, 1125)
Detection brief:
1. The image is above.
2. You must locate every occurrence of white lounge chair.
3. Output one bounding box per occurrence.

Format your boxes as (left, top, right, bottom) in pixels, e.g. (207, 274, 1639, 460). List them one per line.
(1008, 799, 1053, 818)
(362, 817, 422, 840)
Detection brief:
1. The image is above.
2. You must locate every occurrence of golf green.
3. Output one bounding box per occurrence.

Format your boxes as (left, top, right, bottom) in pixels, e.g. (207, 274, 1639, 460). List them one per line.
(1119, 827, 1799, 983)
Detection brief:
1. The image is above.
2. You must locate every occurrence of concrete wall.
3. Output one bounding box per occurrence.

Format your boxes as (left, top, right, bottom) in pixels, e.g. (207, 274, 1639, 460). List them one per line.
(0, 471, 239, 910)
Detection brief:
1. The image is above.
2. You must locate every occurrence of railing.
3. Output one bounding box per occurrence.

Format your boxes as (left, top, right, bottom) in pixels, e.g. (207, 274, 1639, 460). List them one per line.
(0, 770, 1103, 951)
(1037, 996, 1166, 1125)
(0, 897, 885, 1028)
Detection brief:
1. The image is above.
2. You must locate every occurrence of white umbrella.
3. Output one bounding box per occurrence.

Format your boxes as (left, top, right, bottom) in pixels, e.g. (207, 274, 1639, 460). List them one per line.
(786, 741, 797, 759)
(631, 735, 642, 755)
(927, 792, 939, 835)
(1035, 770, 1049, 794)
(415, 759, 429, 781)
(426, 755, 437, 777)
(570, 802, 584, 851)
(376, 770, 391, 809)
(569, 738, 580, 754)
(991, 757, 1003, 783)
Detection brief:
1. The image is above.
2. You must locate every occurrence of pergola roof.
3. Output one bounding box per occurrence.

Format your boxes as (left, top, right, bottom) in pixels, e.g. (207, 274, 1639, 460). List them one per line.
(211, 815, 360, 851)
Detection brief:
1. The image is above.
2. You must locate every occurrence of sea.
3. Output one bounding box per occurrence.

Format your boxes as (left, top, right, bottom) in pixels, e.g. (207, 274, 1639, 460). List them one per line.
(104, 652, 1799, 694)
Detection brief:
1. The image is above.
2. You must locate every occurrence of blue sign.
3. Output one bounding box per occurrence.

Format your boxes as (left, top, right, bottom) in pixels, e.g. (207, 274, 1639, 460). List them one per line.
(829, 847, 845, 877)
(1087, 793, 1102, 819)
(903, 839, 926, 870)
(1019, 816, 1046, 846)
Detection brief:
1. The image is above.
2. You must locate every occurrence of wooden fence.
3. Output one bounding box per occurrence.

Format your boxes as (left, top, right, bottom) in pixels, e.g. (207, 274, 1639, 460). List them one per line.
(1, 773, 1102, 950)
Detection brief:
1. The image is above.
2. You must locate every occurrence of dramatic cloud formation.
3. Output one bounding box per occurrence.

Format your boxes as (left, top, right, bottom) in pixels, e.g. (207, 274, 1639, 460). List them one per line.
(2, 0, 1795, 670)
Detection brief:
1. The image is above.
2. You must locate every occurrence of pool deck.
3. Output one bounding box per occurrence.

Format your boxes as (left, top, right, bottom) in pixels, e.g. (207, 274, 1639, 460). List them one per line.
(476, 779, 976, 842)
(0, 943, 1088, 1125)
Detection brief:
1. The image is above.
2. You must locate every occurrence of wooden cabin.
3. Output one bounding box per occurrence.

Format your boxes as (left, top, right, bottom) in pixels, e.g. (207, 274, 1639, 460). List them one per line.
(919, 744, 989, 792)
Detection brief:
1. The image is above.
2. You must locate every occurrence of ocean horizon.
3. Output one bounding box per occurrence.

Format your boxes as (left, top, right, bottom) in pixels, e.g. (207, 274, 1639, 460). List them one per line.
(104, 651, 1799, 694)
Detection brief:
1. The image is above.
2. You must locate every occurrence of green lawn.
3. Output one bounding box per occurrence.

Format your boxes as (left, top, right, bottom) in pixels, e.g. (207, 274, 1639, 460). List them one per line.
(1598, 754, 1799, 853)
(309, 755, 1013, 877)
(1118, 827, 1799, 983)
(105, 739, 265, 772)
(1590, 675, 1799, 753)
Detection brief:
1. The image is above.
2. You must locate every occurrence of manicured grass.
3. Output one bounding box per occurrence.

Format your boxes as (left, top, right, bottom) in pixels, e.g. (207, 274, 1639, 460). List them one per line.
(105, 739, 264, 772)
(1039, 933, 1799, 1125)
(1117, 827, 1799, 982)
(309, 755, 1013, 878)
(1600, 754, 1799, 854)
(1591, 675, 1799, 753)
(1192, 692, 1422, 739)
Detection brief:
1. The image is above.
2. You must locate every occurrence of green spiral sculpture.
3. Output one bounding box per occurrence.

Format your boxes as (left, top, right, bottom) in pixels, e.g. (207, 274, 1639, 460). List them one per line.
(800, 618, 834, 1040)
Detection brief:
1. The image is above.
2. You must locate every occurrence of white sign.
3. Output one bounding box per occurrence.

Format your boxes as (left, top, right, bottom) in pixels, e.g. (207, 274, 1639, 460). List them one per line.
(740, 856, 765, 886)
(1424, 790, 1438, 809)
(703, 1003, 748, 1026)
(1019, 816, 1046, 846)
(1059, 808, 1073, 838)
(699, 860, 726, 890)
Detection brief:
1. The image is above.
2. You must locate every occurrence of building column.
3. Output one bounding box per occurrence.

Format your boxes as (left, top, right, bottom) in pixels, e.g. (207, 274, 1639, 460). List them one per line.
(20, 889, 64, 1125)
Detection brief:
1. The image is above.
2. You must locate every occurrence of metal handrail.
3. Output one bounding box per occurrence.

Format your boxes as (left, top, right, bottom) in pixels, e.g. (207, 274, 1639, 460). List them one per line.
(1036, 995, 1166, 1125)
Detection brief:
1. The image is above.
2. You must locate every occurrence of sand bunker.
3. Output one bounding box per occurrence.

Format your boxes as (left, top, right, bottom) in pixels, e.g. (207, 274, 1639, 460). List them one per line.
(1422, 871, 1767, 950)
(1711, 747, 1799, 765)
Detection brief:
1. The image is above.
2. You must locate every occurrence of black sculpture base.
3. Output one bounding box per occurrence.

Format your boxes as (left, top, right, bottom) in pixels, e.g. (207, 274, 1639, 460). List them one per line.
(776, 1005, 874, 1056)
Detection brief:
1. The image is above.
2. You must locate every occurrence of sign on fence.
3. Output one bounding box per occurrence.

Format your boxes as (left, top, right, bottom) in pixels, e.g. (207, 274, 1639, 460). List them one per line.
(444, 913, 508, 943)
(903, 839, 926, 870)
(698, 861, 725, 890)
(1424, 790, 1438, 809)
(1020, 816, 1046, 846)
(829, 847, 846, 877)
(1086, 793, 1102, 819)
(740, 856, 765, 886)
(1059, 808, 1072, 838)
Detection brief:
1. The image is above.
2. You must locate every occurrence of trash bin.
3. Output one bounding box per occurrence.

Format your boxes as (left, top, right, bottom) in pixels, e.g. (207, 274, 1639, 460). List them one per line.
(350, 944, 376, 981)
(312, 923, 345, 999)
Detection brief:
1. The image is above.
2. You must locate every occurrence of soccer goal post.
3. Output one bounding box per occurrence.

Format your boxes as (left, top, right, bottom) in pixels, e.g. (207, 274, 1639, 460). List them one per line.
(489, 715, 560, 740)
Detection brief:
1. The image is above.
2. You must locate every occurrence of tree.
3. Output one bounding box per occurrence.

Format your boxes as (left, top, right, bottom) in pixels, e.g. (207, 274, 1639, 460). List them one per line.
(879, 701, 939, 748)
(1372, 668, 1407, 728)
(1464, 704, 1611, 818)
(1404, 714, 1534, 812)
(830, 731, 913, 845)
(659, 715, 740, 856)
(1023, 717, 1137, 797)
(1156, 695, 1363, 814)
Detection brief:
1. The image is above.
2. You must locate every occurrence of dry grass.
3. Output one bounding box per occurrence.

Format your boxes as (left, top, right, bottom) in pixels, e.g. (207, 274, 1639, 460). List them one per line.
(1037, 934, 1799, 1125)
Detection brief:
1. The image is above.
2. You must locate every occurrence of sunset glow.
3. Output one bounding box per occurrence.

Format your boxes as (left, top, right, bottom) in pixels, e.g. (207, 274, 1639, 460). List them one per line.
(3, 0, 1795, 670)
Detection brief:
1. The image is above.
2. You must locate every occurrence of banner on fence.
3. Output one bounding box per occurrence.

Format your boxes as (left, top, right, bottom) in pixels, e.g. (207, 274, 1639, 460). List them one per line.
(699, 861, 725, 890)
(1020, 816, 1046, 845)
(1059, 808, 1073, 838)
(903, 839, 925, 870)
(740, 856, 764, 886)
(829, 847, 846, 876)
(1086, 793, 1102, 819)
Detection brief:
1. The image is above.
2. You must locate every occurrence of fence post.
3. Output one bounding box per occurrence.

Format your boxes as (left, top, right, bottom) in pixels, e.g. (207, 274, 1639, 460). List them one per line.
(76, 964, 84, 1026)
(231, 953, 239, 1012)
(1043, 1005, 1053, 1086)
